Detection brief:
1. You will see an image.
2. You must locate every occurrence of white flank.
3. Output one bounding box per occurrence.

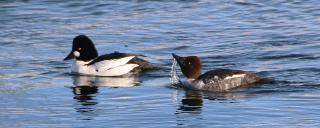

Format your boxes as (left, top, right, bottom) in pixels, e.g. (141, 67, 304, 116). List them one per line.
(95, 64, 139, 76)
(71, 57, 139, 76)
(93, 56, 136, 70)
(224, 74, 246, 80)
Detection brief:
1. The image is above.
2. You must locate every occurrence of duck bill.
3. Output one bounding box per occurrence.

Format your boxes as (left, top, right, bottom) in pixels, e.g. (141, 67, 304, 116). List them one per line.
(172, 53, 185, 66)
(64, 51, 74, 60)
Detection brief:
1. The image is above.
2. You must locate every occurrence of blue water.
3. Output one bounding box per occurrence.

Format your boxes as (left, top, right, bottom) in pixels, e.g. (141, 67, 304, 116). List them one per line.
(1, 0, 320, 127)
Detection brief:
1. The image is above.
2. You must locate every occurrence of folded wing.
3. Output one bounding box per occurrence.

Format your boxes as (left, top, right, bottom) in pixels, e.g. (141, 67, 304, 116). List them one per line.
(93, 56, 137, 71)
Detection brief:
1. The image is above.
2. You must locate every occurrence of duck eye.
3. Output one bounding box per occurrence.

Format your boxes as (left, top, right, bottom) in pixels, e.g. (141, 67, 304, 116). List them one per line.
(78, 48, 82, 51)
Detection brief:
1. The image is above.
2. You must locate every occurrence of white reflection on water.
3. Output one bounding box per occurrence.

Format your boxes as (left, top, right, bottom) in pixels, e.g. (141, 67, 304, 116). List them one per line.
(72, 75, 140, 88)
(70, 75, 140, 120)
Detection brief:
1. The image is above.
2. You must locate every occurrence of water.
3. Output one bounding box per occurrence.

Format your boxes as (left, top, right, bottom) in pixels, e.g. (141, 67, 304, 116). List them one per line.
(1, 0, 320, 127)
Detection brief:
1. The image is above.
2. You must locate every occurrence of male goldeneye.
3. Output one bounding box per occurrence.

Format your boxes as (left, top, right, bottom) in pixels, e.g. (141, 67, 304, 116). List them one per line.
(172, 53, 270, 92)
(64, 35, 154, 76)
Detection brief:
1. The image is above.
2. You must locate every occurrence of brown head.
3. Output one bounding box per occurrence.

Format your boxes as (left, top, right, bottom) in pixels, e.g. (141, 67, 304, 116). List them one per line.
(172, 53, 202, 80)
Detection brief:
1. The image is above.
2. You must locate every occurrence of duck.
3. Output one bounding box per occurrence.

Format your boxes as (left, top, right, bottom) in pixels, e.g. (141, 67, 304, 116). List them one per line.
(63, 35, 154, 76)
(172, 53, 271, 92)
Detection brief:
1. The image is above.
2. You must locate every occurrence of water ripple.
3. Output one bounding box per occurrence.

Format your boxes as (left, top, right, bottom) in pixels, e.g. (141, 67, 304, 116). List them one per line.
(1, 0, 320, 127)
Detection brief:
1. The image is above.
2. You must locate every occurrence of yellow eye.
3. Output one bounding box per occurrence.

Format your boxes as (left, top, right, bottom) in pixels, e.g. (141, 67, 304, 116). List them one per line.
(78, 48, 82, 51)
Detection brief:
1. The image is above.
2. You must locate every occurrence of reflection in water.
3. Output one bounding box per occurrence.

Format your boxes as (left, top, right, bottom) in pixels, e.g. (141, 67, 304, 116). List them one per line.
(72, 86, 98, 112)
(173, 90, 203, 127)
(177, 90, 203, 113)
(174, 88, 254, 114)
(173, 89, 254, 127)
(71, 75, 140, 119)
(72, 75, 140, 87)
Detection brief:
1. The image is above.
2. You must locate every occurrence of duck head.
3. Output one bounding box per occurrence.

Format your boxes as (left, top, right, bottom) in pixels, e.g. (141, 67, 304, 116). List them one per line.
(172, 53, 202, 80)
(64, 35, 98, 62)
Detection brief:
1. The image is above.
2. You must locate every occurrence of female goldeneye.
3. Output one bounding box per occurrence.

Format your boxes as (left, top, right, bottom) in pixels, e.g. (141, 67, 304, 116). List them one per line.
(172, 53, 270, 92)
(64, 35, 154, 76)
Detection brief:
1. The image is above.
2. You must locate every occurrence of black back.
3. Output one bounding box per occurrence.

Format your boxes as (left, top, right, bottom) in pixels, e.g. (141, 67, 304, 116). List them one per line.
(86, 52, 138, 65)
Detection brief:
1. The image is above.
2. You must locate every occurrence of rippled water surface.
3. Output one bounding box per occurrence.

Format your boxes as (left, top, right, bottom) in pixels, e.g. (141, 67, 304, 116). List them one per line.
(1, 0, 320, 127)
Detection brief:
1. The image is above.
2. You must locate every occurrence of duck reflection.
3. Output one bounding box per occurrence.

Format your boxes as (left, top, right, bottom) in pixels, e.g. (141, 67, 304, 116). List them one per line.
(177, 90, 203, 113)
(72, 85, 98, 106)
(72, 75, 140, 87)
(173, 89, 253, 127)
(71, 75, 140, 116)
(174, 88, 252, 115)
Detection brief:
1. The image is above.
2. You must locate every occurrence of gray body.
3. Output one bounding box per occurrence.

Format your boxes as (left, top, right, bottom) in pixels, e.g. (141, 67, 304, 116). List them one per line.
(188, 69, 261, 92)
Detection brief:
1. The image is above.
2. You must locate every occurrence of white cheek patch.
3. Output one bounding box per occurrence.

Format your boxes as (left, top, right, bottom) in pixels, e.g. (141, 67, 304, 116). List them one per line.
(224, 74, 246, 80)
(73, 51, 80, 57)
